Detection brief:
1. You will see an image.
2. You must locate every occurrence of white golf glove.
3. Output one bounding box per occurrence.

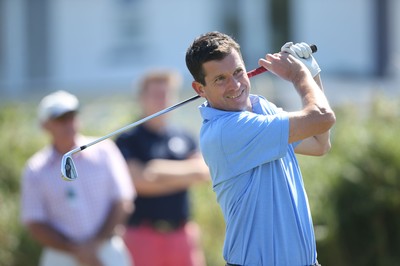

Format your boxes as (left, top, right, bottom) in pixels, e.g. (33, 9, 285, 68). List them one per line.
(281, 42, 321, 77)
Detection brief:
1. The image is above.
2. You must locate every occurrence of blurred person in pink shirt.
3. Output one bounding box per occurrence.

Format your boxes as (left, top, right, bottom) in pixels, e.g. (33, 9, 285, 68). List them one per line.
(20, 90, 136, 266)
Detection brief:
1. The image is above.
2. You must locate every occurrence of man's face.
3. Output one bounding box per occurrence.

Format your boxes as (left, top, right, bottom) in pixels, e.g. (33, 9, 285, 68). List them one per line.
(192, 50, 252, 112)
(140, 81, 176, 116)
(43, 111, 78, 141)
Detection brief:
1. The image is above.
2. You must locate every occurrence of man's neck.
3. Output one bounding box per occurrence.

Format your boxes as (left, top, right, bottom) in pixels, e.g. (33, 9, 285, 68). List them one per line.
(53, 137, 77, 154)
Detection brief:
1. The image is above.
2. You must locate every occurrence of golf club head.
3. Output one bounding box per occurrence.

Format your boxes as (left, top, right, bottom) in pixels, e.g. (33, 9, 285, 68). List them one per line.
(61, 154, 78, 181)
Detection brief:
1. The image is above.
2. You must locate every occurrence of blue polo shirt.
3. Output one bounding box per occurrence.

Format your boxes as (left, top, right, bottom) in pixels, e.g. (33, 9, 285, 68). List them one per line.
(198, 94, 317, 265)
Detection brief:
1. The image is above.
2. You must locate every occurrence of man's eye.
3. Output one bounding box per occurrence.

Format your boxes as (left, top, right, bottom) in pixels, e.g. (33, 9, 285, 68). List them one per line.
(234, 69, 244, 77)
(214, 76, 225, 84)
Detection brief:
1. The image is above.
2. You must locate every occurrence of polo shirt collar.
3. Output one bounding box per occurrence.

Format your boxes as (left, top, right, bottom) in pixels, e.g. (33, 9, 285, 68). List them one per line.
(48, 135, 86, 164)
(198, 94, 262, 121)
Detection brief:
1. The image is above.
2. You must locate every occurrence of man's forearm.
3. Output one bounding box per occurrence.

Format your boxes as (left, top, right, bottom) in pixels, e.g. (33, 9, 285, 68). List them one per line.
(27, 222, 75, 252)
(93, 200, 132, 242)
(295, 72, 332, 115)
(312, 74, 332, 145)
(288, 71, 336, 143)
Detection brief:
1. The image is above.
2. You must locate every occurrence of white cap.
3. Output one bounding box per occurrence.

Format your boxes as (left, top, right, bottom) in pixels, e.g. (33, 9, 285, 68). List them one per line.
(38, 90, 79, 123)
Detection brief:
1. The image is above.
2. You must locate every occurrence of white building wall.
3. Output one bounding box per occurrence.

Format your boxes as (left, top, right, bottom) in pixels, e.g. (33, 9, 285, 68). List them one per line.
(238, 0, 270, 70)
(142, 0, 221, 75)
(388, 0, 400, 78)
(49, 0, 116, 87)
(48, 0, 221, 91)
(290, 0, 375, 75)
(1, 0, 27, 95)
(1, 0, 399, 99)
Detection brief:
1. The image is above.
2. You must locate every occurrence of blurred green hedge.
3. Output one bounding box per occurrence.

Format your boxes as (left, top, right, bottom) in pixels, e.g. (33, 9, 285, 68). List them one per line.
(0, 103, 45, 266)
(299, 95, 400, 266)
(1, 94, 399, 266)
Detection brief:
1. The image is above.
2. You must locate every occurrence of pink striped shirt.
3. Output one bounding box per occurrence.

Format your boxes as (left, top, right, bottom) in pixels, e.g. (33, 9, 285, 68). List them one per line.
(20, 135, 135, 243)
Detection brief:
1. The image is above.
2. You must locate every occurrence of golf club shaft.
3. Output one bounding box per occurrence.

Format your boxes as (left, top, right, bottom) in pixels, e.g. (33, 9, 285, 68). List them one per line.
(247, 66, 267, 78)
(243, 44, 317, 78)
(68, 67, 267, 156)
(69, 42, 317, 156)
(75, 95, 201, 154)
(62, 45, 319, 181)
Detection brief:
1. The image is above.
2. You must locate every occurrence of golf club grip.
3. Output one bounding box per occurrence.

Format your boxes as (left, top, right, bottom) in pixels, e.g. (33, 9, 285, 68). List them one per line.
(247, 44, 318, 78)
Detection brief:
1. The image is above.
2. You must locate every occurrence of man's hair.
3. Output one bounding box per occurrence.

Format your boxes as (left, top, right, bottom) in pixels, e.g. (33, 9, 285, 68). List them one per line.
(138, 69, 182, 96)
(185, 31, 242, 85)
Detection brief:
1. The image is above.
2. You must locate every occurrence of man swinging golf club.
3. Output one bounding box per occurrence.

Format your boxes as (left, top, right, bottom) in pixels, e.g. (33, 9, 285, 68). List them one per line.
(185, 31, 335, 265)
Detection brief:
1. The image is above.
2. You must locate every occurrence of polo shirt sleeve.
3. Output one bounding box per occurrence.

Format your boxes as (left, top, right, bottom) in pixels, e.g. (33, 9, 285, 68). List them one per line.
(103, 140, 136, 201)
(115, 133, 135, 160)
(203, 111, 289, 178)
(20, 164, 47, 224)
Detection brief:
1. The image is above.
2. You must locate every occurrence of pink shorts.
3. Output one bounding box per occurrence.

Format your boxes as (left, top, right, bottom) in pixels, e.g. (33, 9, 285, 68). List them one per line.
(123, 221, 206, 266)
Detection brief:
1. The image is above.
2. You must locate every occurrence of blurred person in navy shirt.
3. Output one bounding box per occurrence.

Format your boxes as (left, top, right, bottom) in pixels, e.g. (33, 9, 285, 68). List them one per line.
(116, 70, 210, 266)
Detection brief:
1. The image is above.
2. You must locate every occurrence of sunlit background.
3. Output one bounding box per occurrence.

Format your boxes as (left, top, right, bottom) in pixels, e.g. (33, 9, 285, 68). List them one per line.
(1, 0, 399, 101)
(1, 0, 400, 265)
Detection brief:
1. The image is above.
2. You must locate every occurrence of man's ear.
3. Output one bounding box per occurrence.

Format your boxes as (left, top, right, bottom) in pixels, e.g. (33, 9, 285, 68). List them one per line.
(192, 81, 205, 97)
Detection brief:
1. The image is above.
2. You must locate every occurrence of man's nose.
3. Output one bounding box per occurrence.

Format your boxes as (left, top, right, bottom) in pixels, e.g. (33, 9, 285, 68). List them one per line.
(227, 75, 240, 88)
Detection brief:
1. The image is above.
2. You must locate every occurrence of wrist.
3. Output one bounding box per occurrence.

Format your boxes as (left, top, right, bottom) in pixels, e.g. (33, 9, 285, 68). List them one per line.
(92, 235, 108, 246)
(93, 230, 115, 245)
(291, 68, 312, 86)
(292, 69, 318, 96)
(65, 241, 79, 254)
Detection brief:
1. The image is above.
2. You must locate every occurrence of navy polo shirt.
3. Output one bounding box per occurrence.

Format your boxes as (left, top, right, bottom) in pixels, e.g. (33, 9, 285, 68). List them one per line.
(115, 124, 198, 226)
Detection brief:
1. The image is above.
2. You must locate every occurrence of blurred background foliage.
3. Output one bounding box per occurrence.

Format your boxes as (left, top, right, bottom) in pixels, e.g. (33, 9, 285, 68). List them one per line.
(1, 92, 400, 266)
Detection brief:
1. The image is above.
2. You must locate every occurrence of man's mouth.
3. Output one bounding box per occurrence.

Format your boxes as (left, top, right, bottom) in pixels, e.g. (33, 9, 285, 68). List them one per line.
(226, 89, 244, 99)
